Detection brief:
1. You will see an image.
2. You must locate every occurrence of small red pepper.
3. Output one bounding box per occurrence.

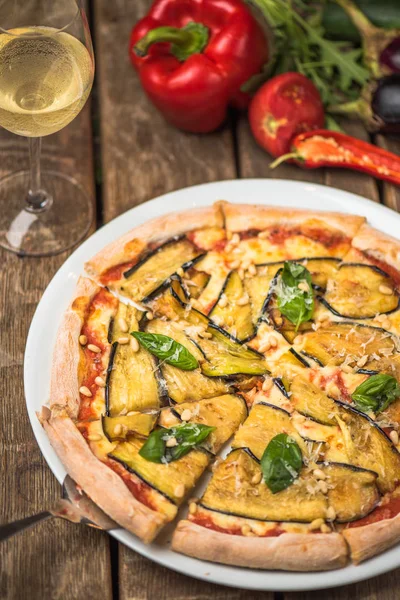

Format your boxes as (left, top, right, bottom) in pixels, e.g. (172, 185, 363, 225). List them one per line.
(271, 130, 400, 187)
(129, 0, 269, 133)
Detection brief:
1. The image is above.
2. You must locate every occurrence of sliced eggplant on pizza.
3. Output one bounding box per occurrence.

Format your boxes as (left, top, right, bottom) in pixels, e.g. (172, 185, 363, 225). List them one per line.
(109, 437, 210, 504)
(198, 449, 379, 524)
(322, 264, 399, 319)
(293, 322, 400, 368)
(209, 271, 255, 341)
(117, 236, 205, 302)
(159, 394, 247, 453)
(102, 412, 158, 442)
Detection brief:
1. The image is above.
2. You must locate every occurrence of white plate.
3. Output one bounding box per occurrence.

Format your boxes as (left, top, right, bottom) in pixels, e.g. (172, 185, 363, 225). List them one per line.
(24, 179, 400, 591)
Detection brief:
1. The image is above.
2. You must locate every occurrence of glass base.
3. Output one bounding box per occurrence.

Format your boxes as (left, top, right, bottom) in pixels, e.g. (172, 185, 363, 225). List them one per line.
(0, 170, 93, 256)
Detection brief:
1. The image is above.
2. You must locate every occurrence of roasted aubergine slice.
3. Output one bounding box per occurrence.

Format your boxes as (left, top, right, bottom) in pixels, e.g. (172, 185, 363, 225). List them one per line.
(294, 322, 400, 367)
(102, 413, 158, 442)
(117, 236, 205, 302)
(209, 270, 255, 341)
(109, 437, 209, 504)
(145, 318, 230, 403)
(159, 394, 247, 454)
(199, 449, 379, 523)
(322, 264, 399, 319)
(106, 340, 167, 415)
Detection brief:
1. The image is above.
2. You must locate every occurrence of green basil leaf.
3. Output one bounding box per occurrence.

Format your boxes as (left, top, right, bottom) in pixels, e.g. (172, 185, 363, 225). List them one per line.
(139, 423, 215, 464)
(131, 331, 198, 370)
(351, 374, 400, 415)
(261, 433, 303, 494)
(276, 262, 314, 330)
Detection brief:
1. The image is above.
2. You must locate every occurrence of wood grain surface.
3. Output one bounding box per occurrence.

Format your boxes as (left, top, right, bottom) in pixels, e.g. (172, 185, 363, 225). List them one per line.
(2, 0, 400, 598)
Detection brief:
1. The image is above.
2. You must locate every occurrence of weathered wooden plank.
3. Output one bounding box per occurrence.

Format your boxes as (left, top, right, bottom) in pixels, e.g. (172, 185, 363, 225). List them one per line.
(376, 134, 400, 212)
(93, 0, 259, 598)
(0, 95, 112, 600)
(94, 0, 236, 223)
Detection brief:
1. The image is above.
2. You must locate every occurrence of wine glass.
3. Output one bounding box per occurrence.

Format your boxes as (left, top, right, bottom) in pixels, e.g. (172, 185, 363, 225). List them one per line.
(0, 0, 95, 256)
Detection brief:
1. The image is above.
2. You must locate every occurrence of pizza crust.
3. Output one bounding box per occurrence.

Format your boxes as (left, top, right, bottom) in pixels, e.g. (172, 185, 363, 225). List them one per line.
(85, 203, 224, 277)
(222, 203, 365, 237)
(42, 411, 166, 543)
(49, 277, 100, 419)
(351, 224, 400, 273)
(343, 512, 400, 564)
(172, 521, 348, 571)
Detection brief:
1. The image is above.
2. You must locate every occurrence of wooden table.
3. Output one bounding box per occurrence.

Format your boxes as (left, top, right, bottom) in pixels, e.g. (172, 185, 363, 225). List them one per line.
(2, 1, 400, 598)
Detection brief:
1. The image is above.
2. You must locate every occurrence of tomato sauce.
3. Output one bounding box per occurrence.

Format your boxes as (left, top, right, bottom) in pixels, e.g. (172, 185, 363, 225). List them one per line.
(100, 261, 137, 285)
(190, 511, 285, 537)
(107, 459, 161, 512)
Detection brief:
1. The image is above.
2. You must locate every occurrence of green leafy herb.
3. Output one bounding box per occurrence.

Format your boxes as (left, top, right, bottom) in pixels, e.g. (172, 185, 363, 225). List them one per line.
(139, 423, 215, 463)
(261, 433, 303, 494)
(247, 0, 370, 105)
(131, 331, 198, 370)
(351, 374, 400, 415)
(276, 261, 314, 330)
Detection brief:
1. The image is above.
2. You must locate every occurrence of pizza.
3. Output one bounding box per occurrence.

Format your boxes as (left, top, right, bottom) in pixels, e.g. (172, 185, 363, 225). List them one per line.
(39, 201, 400, 572)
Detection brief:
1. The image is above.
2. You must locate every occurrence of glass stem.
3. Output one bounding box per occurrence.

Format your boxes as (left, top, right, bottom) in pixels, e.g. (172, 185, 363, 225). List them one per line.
(26, 137, 51, 212)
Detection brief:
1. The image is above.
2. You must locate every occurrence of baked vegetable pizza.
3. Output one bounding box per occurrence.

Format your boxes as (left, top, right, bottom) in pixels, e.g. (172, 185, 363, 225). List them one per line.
(39, 201, 400, 572)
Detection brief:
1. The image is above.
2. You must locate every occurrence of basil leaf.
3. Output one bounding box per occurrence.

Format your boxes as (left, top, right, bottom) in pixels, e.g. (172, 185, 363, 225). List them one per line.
(131, 331, 198, 370)
(139, 423, 215, 463)
(276, 262, 314, 330)
(351, 374, 400, 415)
(261, 433, 303, 494)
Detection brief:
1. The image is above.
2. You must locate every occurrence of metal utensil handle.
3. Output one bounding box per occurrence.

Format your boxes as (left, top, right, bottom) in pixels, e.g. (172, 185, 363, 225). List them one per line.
(0, 511, 53, 542)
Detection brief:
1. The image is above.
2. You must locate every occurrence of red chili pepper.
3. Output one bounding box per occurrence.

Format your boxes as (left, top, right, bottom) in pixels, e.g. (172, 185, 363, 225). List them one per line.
(129, 0, 269, 133)
(271, 130, 400, 187)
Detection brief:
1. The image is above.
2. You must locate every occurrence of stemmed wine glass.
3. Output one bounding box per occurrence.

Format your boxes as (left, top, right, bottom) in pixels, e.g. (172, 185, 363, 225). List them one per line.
(0, 0, 95, 256)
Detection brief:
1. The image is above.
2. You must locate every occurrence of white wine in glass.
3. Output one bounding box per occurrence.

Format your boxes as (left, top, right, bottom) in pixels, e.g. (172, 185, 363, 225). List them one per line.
(0, 1, 95, 256)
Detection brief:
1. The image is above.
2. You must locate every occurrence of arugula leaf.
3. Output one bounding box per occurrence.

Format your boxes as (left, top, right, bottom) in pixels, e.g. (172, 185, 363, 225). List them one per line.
(351, 374, 400, 415)
(261, 433, 303, 494)
(276, 262, 314, 330)
(139, 423, 215, 463)
(131, 331, 198, 370)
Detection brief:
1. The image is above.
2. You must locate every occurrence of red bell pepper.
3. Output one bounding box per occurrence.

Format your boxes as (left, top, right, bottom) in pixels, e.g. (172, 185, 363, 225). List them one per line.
(271, 130, 400, 187)
(129, 0, 269, 133)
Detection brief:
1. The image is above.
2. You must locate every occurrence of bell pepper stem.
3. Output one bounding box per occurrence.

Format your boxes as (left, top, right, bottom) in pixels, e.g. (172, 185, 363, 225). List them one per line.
(269, 152, 300, 169)
(134, 22, 209, 61)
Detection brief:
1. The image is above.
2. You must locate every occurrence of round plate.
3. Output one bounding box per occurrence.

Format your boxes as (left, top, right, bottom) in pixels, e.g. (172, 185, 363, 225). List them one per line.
(24, 179, 400, 591)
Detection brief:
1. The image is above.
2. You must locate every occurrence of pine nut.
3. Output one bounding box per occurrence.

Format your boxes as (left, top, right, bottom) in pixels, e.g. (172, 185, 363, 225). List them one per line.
(313, 468, 326, 480)
(229, 260, 241, 270)
(317, 480, 328, 494)
(258, 341, 271, 353)
(320, 524, 331, 533)
(241, 524, 251, 535)
(341, 364, 353, 373)
(390, 430, 399, 445)
(219, 295, 228, 308)
(231, 233, 240, 246)
(356, 355, 368, 368)
(79, 386, 92, 397)
(146, 311, 154, 320)
(166, 437, 178, 447)
(130, 337, 139, 352)
(293, 335, 304, 345)
(174, 483, 185, 498)
(118, 318, 128, 333)
(95, 376, 106, 387)
(237, 295, 249, 306)
(118, 336, 130, 344)
(87, 344, 101, 353)
(262, 378, 273, 391)
(238, 268, 245, 280)
(127, 410, 138, 416)
(88, 433, 102, 441)
(114, 424, 122, 436)
(326, 506, 336, 521)
(309, 518, 324, 531)
(212, 315, 224, 327)
(379, 284, 393, 295)
(79, 334, 87, 346)
(381, 318, 391, 330)
(189, 502, 197, 515)
(247, 264, 257, 276)
(269, 336, 278, 349)
(180, 409, 192, 421)
(298, 281, 310, 292)
(251, 472, 262, 485)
